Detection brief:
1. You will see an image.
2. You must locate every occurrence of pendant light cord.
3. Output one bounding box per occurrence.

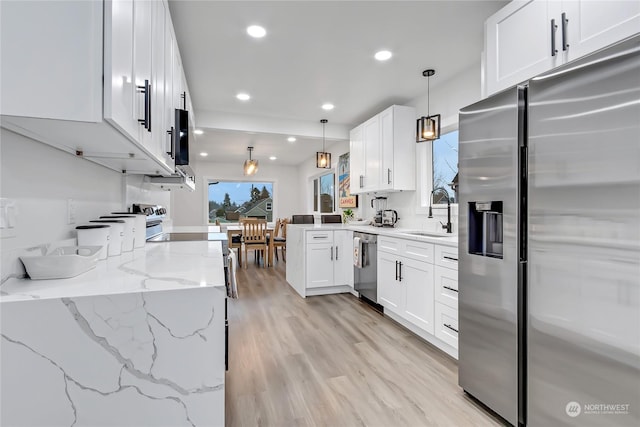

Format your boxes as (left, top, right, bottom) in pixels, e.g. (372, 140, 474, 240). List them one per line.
(427, 74, 430, 118)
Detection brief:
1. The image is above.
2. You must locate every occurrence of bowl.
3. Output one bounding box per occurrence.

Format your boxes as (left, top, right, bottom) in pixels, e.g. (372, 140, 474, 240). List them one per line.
(20, 246, 102, 280)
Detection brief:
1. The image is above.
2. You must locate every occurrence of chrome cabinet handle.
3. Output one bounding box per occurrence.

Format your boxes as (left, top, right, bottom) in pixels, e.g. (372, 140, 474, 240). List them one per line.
(443, 285, 458, 293)
(550, 19, 558, 57)
(360, 175, 364, 188)
(330, 246, 334, 260)
(387, 168, 391, 184)
(313, 235, 328, 239)
(561, 12, 569, 51)
(444, 324, 458, 333)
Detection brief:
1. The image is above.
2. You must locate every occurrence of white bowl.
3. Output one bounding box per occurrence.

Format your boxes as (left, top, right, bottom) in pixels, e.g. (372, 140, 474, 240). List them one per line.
(20, 246, 102, 280)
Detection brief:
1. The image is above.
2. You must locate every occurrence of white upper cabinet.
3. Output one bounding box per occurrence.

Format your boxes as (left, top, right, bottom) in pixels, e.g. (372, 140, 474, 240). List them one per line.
(563, 1, 640, 62)
(0, 0, 190, 176)
(349, 105, 416, 194)
(378, 105, 416, 192)
(485, 0, 640, 96)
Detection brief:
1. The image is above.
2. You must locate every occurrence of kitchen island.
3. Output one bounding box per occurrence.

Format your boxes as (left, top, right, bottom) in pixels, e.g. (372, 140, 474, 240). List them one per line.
(0, 241, 226, 427)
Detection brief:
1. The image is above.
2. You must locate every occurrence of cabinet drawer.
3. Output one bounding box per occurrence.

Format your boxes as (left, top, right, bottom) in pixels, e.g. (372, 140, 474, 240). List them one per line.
(307, 230, 333, 244)
(378, 236, 401, 254)
(435, 245, 458, 270)
(403, 240, 434, 264)
(434, 265, 458, 309)
(434, 303, 458, 350)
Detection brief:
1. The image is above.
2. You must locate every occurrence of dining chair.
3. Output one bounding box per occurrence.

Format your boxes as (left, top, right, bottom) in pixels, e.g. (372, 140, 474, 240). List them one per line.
(321, 214, 342, 224)
(227, 227, 243, 268)
(291, 214, 314, 224)
(241, 218, 268, 268)
(273, 218, 287, 261)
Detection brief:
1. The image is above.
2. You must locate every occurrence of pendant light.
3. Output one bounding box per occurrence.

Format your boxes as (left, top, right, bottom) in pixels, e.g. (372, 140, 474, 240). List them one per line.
(416, 69, 441, 143)
(316, 119, 331, 169)
(243, 146, 258, 175)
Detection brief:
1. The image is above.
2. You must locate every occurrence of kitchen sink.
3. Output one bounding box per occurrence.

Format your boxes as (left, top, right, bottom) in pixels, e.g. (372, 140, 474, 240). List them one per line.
(401, 230, 456, 238)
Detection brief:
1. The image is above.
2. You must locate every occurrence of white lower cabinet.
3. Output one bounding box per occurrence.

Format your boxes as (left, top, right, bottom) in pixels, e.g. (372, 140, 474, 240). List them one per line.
(378, 237, 435, 334)
(378, 236, 458, 357)
(287, 227, 353, 298)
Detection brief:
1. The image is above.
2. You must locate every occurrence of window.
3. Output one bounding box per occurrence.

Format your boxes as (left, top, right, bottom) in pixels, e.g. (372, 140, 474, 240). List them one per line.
(432, 130, 459, 203)
(208, 181, 274, 223)
(313, 172, 335, 213)
(416, 129, 459, 213)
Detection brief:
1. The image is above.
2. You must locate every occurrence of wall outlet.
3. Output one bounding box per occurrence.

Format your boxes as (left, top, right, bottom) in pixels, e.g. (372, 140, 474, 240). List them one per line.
(67, 199, 76, 224)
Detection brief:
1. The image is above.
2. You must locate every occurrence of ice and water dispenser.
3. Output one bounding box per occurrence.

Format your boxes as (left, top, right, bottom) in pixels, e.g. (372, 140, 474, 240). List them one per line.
(468, 201, 503, 259)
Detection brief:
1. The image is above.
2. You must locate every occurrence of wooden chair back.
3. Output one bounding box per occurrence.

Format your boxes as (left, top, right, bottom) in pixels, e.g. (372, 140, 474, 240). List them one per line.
(242, 218, 267, 245)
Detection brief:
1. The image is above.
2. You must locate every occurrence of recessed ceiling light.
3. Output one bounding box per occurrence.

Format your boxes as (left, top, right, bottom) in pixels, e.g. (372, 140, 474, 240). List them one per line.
(236, 93, 251, 101)
(269, 156, 277, 160)
(247, 25, 266, 38)
(287, 137, 296, 142)
(194, 129, 203, 135)
(200, 152, 208, 157)
(374, 50, 393, 61)
(322, 103, 334, 111)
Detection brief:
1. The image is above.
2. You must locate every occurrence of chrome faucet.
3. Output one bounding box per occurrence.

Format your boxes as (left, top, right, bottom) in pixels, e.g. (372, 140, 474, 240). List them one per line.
(428, 187, 453, 233)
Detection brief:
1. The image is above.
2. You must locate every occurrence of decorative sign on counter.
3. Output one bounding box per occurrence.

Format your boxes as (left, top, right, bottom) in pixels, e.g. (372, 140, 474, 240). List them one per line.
(339, 152, 358, 208)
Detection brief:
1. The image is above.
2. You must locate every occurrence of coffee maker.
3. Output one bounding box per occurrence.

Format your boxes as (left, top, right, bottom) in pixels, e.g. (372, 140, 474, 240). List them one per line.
(371, 197, 387, 227)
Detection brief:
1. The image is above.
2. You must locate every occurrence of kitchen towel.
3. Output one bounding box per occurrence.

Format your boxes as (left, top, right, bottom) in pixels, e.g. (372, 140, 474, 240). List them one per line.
(228, 249, 238, 298)
(353, 236, 362, 268)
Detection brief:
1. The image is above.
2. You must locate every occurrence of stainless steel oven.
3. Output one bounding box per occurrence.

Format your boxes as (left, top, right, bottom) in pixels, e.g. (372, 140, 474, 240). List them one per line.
(353, 232, 381, 312)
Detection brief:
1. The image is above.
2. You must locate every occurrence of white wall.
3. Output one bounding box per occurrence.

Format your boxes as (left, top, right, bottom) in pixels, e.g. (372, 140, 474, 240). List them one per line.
(378, 61, 482, 231)
(0, 129, 123, 281)
(296, 140, 358, 218)
(171, 159, 301, 226)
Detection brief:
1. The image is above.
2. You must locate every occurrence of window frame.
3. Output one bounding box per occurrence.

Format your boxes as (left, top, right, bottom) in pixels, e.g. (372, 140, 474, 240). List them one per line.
(416, 125, 459, 215)
(309, 169, 336, 214)
(205, 178, 276, 224)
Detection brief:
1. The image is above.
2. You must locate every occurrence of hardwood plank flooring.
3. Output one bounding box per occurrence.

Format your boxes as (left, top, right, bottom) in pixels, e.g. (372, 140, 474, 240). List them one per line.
(226, 257, 505, 427)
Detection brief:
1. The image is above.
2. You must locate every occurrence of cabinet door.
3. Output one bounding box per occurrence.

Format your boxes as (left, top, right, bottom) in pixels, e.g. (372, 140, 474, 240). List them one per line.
(333, 230, 354, 288)
(306, 243, 334, 288)
(349, 125, 365, 194)
(0, 0, 102, 122)
(362, 115, 381, 192)
(564, 0, 640, 62)
(379, 106, 394, 191)
(163, 12, 176, 166)
(485, 0, 562, 96)
(377, 252, 402, 311)
(401, 257, 435, 334)
(134, 0, 153, 147)
(104, 0, 139, 140)
(151, 0, 167, 165)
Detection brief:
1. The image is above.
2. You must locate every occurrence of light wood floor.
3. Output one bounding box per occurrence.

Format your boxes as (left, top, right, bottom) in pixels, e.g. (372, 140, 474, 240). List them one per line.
(226, 256, 505, 427)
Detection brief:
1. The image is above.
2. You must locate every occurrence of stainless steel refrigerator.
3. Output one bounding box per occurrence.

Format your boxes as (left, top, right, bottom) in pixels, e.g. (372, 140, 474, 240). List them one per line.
(458, 35, 640, 427)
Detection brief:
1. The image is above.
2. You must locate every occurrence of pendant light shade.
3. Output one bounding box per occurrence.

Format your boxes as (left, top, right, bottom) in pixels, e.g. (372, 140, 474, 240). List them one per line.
(316, 119, 331, 169)
(416, 69, 441, 143)
(243, 146, 258, 175)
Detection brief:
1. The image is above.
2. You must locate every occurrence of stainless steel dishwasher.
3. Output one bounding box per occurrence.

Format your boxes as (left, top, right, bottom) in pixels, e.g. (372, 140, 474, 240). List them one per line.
(353, 232, 382, 312)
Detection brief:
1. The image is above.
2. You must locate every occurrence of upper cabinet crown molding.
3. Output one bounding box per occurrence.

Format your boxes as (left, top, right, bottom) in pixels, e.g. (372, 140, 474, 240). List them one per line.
(349, 105, 416, 195)
(0, 0, 191, 176)
(484, 0, 640, 97)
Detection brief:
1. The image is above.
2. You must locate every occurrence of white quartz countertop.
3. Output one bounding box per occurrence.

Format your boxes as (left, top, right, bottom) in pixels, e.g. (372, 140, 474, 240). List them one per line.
(1, 241, 226, 303)
(287, 223, 459, 247)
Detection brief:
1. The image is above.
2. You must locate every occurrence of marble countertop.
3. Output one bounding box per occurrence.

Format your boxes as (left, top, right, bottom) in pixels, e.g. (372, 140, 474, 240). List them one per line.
(287, 223, 459, 247)
(0, 241, 226, 303)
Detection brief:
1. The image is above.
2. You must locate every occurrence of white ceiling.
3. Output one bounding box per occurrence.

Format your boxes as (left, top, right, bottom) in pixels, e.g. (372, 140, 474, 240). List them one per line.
(168, 0, 507, 165)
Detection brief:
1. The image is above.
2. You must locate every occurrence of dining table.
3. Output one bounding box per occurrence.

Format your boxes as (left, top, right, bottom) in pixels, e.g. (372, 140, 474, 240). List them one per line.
(225, 223, 276, 267)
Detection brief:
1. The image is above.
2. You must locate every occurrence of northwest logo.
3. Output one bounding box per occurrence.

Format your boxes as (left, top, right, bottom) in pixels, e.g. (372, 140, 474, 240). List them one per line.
(566, 401, 582, 417)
